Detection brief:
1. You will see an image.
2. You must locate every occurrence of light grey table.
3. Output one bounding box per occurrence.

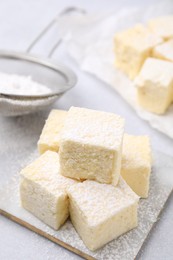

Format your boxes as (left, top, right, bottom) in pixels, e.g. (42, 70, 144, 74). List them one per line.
(0, 1, 173, 259)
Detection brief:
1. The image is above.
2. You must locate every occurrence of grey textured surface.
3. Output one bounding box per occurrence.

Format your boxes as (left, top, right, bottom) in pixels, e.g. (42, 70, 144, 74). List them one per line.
(0, 1, 173, 260)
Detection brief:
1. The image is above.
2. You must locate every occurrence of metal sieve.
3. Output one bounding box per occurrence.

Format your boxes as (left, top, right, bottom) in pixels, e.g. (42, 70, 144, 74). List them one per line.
(0, 7, 86, 116)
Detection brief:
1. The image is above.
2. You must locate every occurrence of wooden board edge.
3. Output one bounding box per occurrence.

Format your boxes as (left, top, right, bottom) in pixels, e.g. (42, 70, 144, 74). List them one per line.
(0, 209, 96, 260)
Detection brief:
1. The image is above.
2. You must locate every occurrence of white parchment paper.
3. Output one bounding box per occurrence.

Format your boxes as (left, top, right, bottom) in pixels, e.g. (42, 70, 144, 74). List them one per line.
(58, 0, 173, 139)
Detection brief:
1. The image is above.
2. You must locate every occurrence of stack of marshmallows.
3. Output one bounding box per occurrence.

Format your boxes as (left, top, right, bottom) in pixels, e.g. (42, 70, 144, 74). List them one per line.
(114, 15, 173, 114)
(20, 106, 152, 251)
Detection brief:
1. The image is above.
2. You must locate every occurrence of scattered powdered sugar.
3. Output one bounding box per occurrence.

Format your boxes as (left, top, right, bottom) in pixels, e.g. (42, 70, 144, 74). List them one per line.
(0, 72, 51, 96)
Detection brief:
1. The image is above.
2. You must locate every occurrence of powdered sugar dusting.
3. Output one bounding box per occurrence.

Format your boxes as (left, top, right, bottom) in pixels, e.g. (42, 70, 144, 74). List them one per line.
(61, 106, 125, 149)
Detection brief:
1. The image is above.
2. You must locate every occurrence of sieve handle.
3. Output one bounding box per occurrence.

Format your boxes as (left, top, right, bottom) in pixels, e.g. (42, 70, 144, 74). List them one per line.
(26, 7, 86, 58)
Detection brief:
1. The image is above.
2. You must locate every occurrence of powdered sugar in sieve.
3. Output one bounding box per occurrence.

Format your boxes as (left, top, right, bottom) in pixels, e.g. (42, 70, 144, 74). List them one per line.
(0, 72, 51, 96)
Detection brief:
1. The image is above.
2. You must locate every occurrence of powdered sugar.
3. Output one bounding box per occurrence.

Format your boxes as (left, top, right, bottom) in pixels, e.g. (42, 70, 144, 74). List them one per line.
(0, 72, 51, 96)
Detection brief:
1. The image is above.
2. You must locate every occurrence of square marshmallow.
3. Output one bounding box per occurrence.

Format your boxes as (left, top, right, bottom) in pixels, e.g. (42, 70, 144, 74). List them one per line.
(121, 134, 152, 198)
(153, 39, 173, 62)
(59, 107, 124, 186)
(148, 16, 173, 40)
(20, 151, 78, 230)
(114, 24, 162, 79)
(135, 58, 173, 114)
(68, 179, 139, 251)
(38, 109, 67, 154)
